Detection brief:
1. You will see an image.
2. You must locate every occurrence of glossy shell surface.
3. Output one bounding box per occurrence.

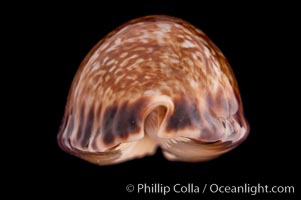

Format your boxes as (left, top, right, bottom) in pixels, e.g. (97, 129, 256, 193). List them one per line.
(58, 15, 249, 165)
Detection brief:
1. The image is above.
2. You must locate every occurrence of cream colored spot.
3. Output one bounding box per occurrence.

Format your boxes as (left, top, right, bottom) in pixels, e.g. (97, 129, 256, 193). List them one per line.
(105, 75, 110, 82)
(182, 40, 194, 48)
(90, 52, 99, 62)
(115, 38, 121, 45)
(114, 68, 123, 75)
(157, 23, 172, 32)
(147, 47, 153, 53)
(144, 90, 161, 95)
(126, 75, 136, 80)
(183, 28, 193, 36)
(190, 80, 198, 88)
(90, 61, 100, 72)
(106, 59, 115, 66)
(95, 69, 106, 76)
(120, 59, 129, 67)
(99, 41, 110, 51)
(174, 24, 182, 29)
(211, 60, 222, 78)
(105, 38, 122, 53)
(160, 63, 166, 68)
(204, 47, 211, 58)
(102, 56, 109, 64)
(136, 58, 144, 63)
(114, 74, 125, 84)
(103, 87, 112, 96)
(108, 66, 116, 73)
(128, 54, 139, 60)
(139, 31, 151, 43)
(126, 38, 136, 43)
(120, 52, 128, 58)
(196, 29, 205, 35)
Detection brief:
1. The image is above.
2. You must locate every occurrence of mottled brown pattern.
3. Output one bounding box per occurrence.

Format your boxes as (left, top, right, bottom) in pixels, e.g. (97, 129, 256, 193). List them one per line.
(57, 15, 249, 165)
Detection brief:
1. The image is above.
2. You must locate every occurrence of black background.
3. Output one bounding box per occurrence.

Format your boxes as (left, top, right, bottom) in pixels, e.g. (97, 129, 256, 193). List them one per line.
(21, 1, 299, 199)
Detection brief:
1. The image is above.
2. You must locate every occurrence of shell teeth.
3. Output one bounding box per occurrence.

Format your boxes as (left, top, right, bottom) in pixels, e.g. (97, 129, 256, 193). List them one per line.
(164, 142, 171, 148)
(171, 139, 178, 144)
(166, 137, 191, 146)
(177, 137, 190, 142)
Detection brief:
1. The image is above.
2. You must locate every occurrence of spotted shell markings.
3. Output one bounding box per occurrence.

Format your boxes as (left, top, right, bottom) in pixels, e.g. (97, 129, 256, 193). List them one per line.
(57, 15, 249, 165)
